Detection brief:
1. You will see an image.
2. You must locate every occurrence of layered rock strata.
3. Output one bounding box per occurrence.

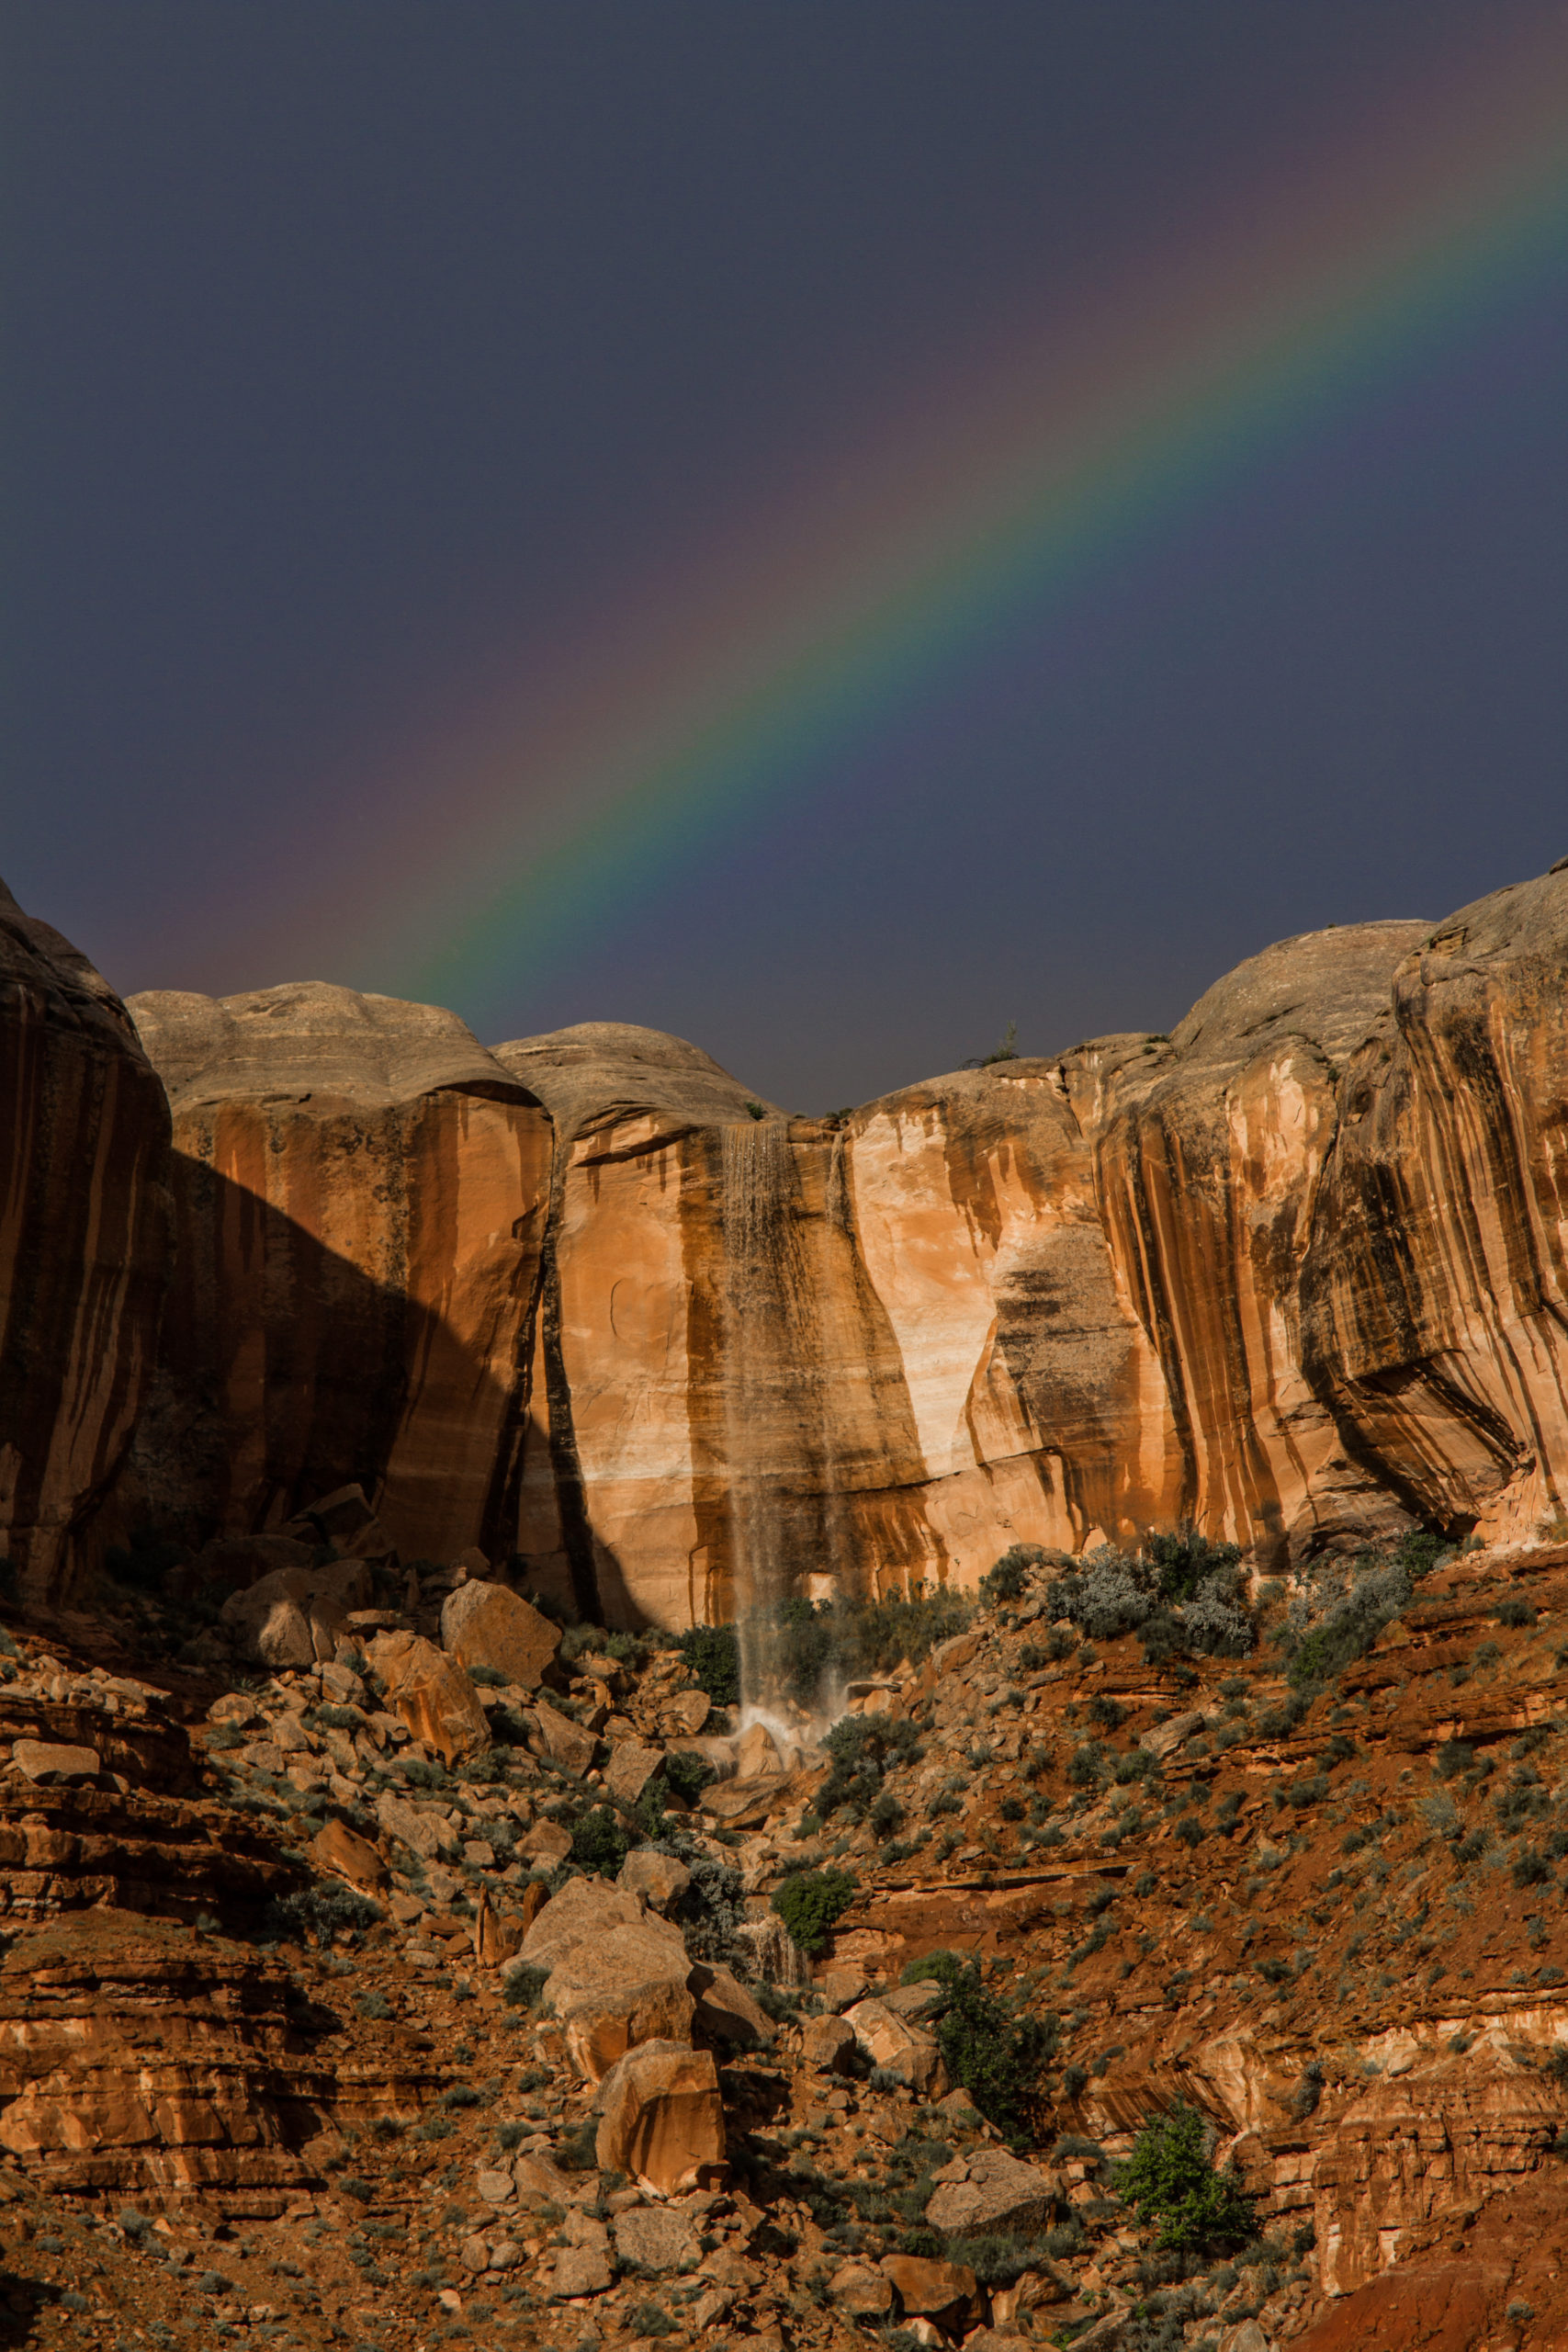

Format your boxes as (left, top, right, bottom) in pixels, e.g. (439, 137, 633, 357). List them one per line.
(491, 869, 1568, 1620)
(124, 982, 553, 1565)
(11, 865, 1568, 1632)
(0, 880, 171, 1605)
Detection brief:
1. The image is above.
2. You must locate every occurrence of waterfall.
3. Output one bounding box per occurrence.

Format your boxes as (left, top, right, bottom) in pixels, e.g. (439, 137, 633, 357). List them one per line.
(718, 1117, 846, 1731)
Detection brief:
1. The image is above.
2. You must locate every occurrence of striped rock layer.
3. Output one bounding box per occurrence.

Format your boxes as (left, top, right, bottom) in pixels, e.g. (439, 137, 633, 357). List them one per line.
(7, 864, 1568, 1622)
(0, 882, 171, 1605)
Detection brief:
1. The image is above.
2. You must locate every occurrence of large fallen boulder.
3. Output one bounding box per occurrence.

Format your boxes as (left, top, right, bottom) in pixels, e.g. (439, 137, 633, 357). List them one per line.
(366, 1631, 489, 1764)
(513, 1874, 695, 2082)
(374, 1792, 459, 1862)
(309, 1819, 388, 1895)
(844, 1996, 946, 2096)
(879, 2253, 981, 2327)
(440, 1578, 560, 1690)
(530, 1701, 597, 1777)
(220, 1558, 370, 1668)
(592, 2039, 726, 2194)
(617, 1849, 691, 1915)
(924, 2145, 1062, 2238)
(609, 2204, 703, 2275)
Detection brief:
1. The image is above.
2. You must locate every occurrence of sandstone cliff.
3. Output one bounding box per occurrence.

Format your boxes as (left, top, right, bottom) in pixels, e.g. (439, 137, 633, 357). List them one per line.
(96, 868, 1568, 1633)
(12, 865, 1568, 1630)
(0, 879, 171, 1605)
(123, 982, 553, 1566)
(482, 874, 1568, 1625)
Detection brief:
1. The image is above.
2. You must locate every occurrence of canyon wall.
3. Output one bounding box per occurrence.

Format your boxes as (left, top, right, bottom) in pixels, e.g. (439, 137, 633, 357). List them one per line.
(7, 864, 1568, 1623)
(122, 983, 553, 1569)
(0, 881, 171, 1605)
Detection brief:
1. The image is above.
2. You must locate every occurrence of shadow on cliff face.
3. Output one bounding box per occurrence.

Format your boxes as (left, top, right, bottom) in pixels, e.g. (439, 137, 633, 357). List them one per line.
(122, 1156, 624, 1621)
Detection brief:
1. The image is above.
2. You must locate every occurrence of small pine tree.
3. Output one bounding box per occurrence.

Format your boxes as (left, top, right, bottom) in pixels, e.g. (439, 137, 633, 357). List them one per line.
(1115, 2104, 1254, 2254)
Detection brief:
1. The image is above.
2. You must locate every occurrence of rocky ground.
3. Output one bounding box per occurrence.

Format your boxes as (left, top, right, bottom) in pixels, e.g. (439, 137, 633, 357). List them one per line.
(8, 1531, 1568, 2351)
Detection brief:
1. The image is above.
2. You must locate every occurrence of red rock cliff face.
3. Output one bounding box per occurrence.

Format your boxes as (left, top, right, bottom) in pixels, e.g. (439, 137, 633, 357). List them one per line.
(487, 874, 1568, 1623)
(126, 984, 553, 1564)
(0, 880, 171, 1605)
(1300, 867, 1568, 1548)
(73, 864, 1568, 1629)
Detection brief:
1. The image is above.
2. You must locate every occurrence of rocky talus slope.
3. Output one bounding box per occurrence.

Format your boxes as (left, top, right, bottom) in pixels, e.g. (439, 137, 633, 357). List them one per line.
(8, 1541, 1568, 2349)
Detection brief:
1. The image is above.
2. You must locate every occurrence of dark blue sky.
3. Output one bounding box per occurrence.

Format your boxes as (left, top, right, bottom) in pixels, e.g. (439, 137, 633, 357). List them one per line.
(5, 3, 1565, 1107)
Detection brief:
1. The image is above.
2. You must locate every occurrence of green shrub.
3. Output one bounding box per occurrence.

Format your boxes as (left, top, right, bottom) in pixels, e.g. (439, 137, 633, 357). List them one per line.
(626, 2305, 676, 2338)
(502, 1963, 549, 2010)
(819, 1713, 922, 1823)
(1145, 1526, 1241, 1604)
(1496, 1596, 1538, 1629)
(569, 1805, 632, 1880)
(264, 1883, 381, 1943)
(981, 1546, 1041, 1606)
(903, 1951, 1055, 2143)
(678, 1623, 740, 1708)
(1115, 2104, 1254, 2254)
(555, 2116, 602, 2173)
(773, 1869, 857, 1956)
(660, 1749, 716, 1806)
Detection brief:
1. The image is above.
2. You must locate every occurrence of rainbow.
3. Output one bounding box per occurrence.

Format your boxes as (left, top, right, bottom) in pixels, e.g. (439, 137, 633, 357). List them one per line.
(268, 13, 1568, 1029)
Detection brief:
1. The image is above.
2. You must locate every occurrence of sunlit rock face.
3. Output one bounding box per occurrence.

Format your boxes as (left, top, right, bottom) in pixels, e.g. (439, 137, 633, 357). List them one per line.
(1300, 866, 1568, 1550)
(18, 865, 1565, 1629)
(489, 876, 1568, 1623)
(0, 879, 172, 1604)
(126, 983, 552, 1565)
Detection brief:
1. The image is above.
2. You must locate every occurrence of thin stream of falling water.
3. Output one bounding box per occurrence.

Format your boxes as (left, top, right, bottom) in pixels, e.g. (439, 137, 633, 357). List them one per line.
(719, 1117, 846, 1736)
(719, 1119, 786, 1714)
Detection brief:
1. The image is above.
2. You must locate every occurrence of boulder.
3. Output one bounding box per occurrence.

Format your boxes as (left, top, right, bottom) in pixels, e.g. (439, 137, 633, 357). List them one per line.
(513, 2151, 577, 2209)
(1143, 1709, 1206, 1760)
(440, 1578, 560, 1690)
(531, 1700, 598, 1777)
(689, 1963, 773, 2050)
(658, 1689, 711, 1736)
(375, 1792, 458, 1862)
(593, 2040, 726, 2194)
(605, 1740, 667, 1805)
(519, 1820, 572, 1866)
(551, 1937, 695, 2085)
(220, 1560, 369, 1668)
(618, 1849, 692, 1915)
(882, 1979, 947, 2022)
(829, 2260, 894, 2316)
(548, 2219, 612, 2299)
(308, 1819, 388, 1895)
(609, 2203, 702, 2273)
(845, 1997, 946, 2096)
(704, 1770, 793, 1828)
(11, 1741, 99, 1785)
(516, 1873, 697, 2081)
(518, 1874, 650, 1970)
(879, 2254, 980, 2325)
(734, 1721, 783, 1778)
(924, 2146, 1061, 2238)
(366, 1631, 489, 1764)
(802, 2014, 858, 2073)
